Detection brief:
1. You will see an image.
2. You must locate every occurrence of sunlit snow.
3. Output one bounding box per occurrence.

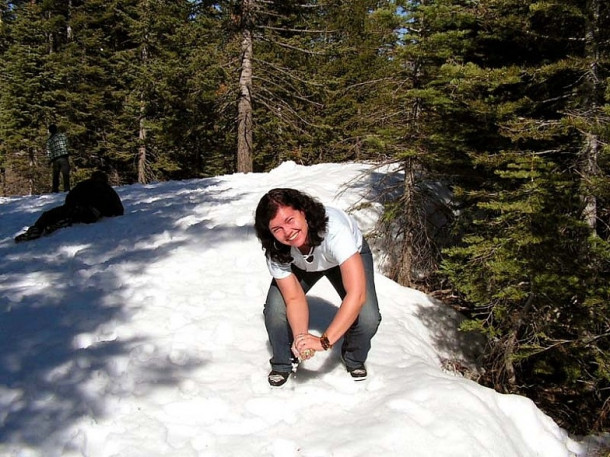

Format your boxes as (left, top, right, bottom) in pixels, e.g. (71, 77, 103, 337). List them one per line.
(0, 161, 602, 457)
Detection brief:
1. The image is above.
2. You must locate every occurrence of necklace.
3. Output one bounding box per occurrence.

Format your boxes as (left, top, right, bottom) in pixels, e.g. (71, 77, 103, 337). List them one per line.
(302, 246, 314, 263)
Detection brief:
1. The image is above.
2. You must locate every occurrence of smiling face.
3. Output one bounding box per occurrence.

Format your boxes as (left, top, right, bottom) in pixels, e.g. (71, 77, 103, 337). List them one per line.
(268, 205, 309, 249)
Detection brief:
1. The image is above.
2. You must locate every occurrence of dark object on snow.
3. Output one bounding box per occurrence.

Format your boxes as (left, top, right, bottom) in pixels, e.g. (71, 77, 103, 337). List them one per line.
(15, 171, 124, 243)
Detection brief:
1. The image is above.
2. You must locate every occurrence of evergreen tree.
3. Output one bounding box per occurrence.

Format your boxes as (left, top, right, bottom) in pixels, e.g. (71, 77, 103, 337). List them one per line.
(64, 0, 204, 184)
(176, 1, 235, 178)
(155, 0, 232, 179)
(212, 0, 359, 172)
(368, 0, 490, 287)
(312, 0, 402, 163)
(1, 0, 224, 189)
(436, 0, 610, 433)
(115, 0, 200, 183)
(0, 1, 51, 194)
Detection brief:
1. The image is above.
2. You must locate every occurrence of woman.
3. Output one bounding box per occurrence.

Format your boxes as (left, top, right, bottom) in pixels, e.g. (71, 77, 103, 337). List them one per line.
(254, 188, 381, 387)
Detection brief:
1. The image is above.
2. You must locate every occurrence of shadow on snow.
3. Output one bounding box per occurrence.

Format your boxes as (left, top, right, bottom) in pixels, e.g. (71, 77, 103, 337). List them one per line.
(0, 177, 240, 448)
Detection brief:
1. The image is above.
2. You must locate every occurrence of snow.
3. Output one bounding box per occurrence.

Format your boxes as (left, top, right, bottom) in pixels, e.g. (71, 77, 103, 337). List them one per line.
(0, 161, 598, 457)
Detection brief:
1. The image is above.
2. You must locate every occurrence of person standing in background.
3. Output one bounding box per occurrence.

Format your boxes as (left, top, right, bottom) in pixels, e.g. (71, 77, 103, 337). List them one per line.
(46, 124, 71, 193)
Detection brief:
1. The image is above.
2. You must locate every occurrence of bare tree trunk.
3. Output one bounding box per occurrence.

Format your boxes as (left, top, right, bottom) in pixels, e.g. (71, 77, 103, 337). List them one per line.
(501, 293, 534, 391)
(46, 10, 54, 54)
(581, 0, 602, 233)
(138, 41, 149, 184)
(397, 158, 416, 286)
(67, 0, 73, 40)
(138, 105, 147, 184)
(582, 132, 599, 231)
(236, 0, 254, 173)
(28, 148, 35, 195)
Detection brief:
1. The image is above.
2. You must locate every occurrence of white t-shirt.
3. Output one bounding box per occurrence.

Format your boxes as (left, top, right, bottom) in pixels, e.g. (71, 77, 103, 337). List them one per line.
(266, 206, 363, 279)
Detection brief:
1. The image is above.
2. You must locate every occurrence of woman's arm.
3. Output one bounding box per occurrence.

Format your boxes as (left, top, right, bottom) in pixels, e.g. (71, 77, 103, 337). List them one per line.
(324, 252, 366, 345)
(294, 252, 366, 354)
(275, 273, 309, 338)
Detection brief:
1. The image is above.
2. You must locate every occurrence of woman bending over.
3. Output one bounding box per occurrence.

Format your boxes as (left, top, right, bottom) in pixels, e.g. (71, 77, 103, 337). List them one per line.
(254, 188, 381, 387)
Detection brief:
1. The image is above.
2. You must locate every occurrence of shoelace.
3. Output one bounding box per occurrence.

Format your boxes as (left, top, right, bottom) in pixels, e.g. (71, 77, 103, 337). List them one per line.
(269, 373, 287, 382)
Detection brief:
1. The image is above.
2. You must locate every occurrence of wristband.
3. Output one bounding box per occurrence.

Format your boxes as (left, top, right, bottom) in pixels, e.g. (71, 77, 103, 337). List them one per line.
(320, 333, 332, 350)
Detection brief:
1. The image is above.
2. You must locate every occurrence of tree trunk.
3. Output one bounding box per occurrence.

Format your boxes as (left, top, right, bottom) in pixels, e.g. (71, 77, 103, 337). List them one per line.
(582, 132, 599, 231)
(581, 0, 602, 233)
(397, 158, 417, 286)
(236, 0, 254, 173)
(502, 293, 534, 391)
(28, 148, 35, 196)
(138, 41, 149, 184)
(67, 0, 73, 40)
(138, 105, 147, 184)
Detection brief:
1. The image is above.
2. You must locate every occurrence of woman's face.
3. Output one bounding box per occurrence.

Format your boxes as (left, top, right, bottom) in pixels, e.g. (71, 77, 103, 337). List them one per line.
(268, 205, 308, 248)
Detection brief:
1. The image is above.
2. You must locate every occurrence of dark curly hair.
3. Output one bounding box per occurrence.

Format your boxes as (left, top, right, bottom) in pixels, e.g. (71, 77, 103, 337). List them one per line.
(254, 188, 328, 264)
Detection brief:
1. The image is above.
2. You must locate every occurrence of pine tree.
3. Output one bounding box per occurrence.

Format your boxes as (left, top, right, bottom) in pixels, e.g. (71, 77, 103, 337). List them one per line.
(212, 0, 358, 172)
(176, 1, 234, 178)
(436, 0, 610, 433)
(0, 1, 51, 195)
(368, 0, 490, 287)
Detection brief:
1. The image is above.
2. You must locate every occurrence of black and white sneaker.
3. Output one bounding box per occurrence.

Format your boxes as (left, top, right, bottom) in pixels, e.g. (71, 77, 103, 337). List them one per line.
(268, 370, 291, 387)
(346, 365, 367, 381)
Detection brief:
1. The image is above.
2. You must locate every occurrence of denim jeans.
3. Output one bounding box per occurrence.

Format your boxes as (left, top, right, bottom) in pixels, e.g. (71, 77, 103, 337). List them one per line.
(263, 240, 381, 373)
(52, 156, 70, 193)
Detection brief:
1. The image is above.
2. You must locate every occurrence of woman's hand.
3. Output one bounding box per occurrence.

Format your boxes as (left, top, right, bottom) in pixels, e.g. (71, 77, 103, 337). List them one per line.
(292, 333, 323, 361)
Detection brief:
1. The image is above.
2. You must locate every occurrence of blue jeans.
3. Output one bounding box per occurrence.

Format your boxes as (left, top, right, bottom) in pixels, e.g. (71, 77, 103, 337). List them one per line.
(263, 240, 381, 373)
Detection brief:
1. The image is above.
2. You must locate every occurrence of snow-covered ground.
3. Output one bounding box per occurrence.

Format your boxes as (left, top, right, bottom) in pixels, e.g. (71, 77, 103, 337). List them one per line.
(0, 161, 604, 456)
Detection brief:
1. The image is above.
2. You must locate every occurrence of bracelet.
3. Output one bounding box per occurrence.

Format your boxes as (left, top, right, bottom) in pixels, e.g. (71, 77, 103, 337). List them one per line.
(320, 333, 332, 350)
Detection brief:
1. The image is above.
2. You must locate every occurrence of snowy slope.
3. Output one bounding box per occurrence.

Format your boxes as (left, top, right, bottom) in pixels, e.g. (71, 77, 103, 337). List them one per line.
(0, 161, 590, 457)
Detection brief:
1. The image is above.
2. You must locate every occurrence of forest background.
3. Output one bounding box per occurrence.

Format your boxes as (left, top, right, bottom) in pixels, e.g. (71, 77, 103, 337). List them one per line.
(1, 0, 609, 438)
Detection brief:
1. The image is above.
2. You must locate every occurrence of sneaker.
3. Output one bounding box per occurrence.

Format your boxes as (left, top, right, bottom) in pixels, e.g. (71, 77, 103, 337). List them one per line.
(268, 370, 291, 387)
(346, 365, 367, 381)
(15, 226, 43, 243)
